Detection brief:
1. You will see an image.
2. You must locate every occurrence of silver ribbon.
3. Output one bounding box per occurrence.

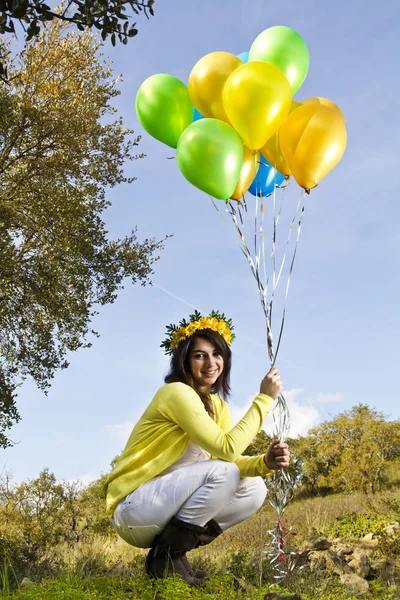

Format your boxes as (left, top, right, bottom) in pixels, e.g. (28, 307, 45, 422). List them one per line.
(222, 183, 305, 581)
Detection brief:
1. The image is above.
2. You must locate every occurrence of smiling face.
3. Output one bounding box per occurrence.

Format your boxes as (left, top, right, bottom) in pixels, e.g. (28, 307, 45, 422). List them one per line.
(188, 337, 224, 394)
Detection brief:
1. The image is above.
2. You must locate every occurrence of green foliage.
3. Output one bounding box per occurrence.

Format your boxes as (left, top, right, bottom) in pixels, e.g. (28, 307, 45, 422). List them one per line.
(77, 476, 112, 538)
(0, 0, 154, 48)
(0, 554, 18, 594)
(0, 19, 166, 445)
(0, 467, 116, 583)
(326, 510, 388, 540)
(291, 404, 400, 497)
(243, 429, 271, 457)
(0, 572, 396, 600)
(227, 549, 259, 585)
(376, 527, 400, 560)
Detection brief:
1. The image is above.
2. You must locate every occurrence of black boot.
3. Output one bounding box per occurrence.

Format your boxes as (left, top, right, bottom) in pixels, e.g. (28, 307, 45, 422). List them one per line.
(195, 518, 223, 547)
(145, 518, 207, 587)
(145, 544, 208, 579)
(180, 553, 209, 578)
(179, 518, 223, 577)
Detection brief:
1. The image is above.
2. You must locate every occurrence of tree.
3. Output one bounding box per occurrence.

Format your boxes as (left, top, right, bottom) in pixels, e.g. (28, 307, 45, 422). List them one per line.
(0, 0, 154, 59)
(0, 19, 166, 446)
(243, 429, 272, 457)
(300, 405, 400, 495)
(0, 468, 66, 552)
(77, 474, 113, 537)
(289, 435, 330, 496)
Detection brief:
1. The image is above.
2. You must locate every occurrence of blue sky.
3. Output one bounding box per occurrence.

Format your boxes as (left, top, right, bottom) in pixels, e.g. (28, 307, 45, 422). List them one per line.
(2, 0, 399, 485)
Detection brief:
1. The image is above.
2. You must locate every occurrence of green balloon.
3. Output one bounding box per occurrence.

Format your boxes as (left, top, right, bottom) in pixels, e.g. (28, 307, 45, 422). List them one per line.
(176, 119, 244, 200)
(249, 26, 309, 95)
(135, 74, 194, 148)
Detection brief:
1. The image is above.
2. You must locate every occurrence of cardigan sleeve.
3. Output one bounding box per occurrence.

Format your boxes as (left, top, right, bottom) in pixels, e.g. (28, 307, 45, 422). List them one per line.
(218, 395, 273, 478)
(158, 383, 274, 463)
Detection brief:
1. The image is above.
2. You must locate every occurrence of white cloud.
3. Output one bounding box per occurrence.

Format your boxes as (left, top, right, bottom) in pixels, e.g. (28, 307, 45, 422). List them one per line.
(105, 421, 134, 444)
(77, 473, 98, 486)
(262, 389, 322, 438)
(63, 474, 98, 487)
(229, 388, 323, 440)
(315, 392, 343, 405)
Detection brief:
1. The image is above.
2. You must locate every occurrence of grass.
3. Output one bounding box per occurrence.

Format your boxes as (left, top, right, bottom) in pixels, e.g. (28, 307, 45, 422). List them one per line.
(0, 488, 399, 599)
(0, 574, 382, 600)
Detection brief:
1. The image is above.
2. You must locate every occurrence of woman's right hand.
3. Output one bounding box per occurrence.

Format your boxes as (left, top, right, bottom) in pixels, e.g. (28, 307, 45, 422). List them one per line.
(260, 367, 283, 399)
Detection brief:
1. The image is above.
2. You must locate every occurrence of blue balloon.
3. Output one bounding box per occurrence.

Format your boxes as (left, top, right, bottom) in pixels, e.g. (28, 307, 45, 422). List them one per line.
(237, 51, 249, 63)
(193, 108, 204, 122)
(248, 155, 285, 197)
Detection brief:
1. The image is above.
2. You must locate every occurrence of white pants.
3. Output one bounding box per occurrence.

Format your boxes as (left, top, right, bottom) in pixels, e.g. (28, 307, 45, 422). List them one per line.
(112, 459, 267, 548)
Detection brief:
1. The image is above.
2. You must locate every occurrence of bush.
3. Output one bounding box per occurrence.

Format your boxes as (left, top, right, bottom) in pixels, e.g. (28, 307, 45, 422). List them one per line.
(227, 548, 276, 587)
(326, 510, 388, 540)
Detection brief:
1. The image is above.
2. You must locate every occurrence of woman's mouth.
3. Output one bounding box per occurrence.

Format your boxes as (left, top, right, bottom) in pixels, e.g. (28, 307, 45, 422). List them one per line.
(203, 370, 218, 377)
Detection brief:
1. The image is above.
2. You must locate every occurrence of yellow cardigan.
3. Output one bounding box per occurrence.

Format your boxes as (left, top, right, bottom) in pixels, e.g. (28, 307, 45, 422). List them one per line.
(105, 382, 274, 516)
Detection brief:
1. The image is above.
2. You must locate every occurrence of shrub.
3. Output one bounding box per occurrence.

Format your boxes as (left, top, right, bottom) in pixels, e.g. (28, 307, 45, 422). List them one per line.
(326, 510, 388, 540)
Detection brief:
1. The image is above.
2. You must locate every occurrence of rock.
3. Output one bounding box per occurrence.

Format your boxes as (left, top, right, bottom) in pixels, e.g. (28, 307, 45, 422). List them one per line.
(348, 554, 370, 579)
(355, 545, 375, 558)
(325, 550, 352, 575)
(333, 542, 354, 555)
(306, 536, 332, 551)
(383, 522, 399, 536)
(362, 533, 379, 546)
(340, 573, 370, 598)
(352, 549, 370, 562)
(308, 550, 327, 571)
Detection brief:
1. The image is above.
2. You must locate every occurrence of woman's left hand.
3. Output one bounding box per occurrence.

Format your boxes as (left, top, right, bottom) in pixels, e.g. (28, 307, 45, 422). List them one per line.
(263, 440, 290, 470)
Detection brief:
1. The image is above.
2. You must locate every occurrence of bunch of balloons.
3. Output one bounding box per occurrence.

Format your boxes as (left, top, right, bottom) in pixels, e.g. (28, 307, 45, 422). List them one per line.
(136, 25, 347, 199)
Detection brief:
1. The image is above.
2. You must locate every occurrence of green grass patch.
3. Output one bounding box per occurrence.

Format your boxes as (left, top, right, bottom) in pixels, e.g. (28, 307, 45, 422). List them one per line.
(0, 574, 388, 600)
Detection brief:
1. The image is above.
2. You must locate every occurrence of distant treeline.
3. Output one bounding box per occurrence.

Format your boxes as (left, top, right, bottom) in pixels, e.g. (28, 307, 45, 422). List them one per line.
(245, 403, 400, 496)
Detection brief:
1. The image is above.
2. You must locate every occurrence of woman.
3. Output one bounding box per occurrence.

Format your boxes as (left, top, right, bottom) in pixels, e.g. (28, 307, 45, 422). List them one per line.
(105, 311, 290, 586)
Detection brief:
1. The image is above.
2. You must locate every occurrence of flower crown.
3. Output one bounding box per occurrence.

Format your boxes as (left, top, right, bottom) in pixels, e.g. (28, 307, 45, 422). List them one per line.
(161, 310, 235, 355)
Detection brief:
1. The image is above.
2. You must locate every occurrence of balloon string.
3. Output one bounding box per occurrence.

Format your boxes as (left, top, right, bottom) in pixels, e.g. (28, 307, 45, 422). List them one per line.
(275, 202, 305, 358)
(227, 202, 268, 317)
(266, 190, 305, 582)
(225, 185, 306, 583)
(272, 193, 300, 297)
(227, 188, 305, 379)
(273, 195, 305, 362)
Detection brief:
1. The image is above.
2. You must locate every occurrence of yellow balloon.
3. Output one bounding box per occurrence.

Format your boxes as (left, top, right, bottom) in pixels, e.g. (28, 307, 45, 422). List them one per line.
(223, 61, 292, 150)
(261, 100, 302, 176)
(231, 147, 260, 200)
(279, 104, 347, 190)
(188, 52, 243, 123)
(302, 97, 346, 123)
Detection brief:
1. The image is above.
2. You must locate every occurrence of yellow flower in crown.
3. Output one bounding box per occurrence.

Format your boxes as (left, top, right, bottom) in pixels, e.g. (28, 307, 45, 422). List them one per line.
(161, 310, 235, 355)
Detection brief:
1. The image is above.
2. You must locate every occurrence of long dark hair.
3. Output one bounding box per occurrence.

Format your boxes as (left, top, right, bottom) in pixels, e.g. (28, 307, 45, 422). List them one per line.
(164, 329, 232, 417)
